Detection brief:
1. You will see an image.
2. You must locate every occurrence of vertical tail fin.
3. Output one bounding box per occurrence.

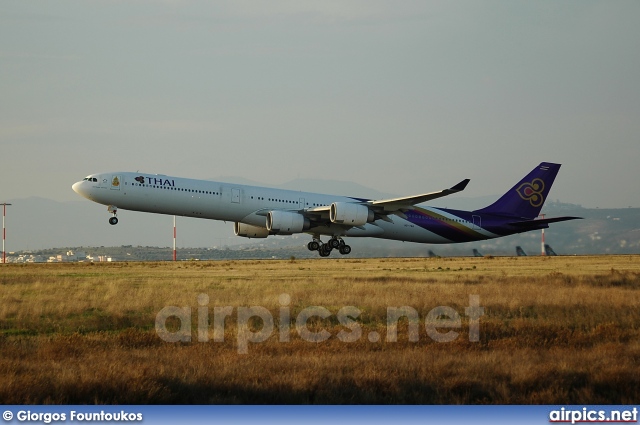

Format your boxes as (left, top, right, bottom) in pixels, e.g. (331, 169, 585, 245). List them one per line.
(474, 162, 561, 219)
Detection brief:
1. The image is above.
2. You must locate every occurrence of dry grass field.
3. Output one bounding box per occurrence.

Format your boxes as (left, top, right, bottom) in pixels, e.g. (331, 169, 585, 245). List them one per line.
(1, 255, 639, 404)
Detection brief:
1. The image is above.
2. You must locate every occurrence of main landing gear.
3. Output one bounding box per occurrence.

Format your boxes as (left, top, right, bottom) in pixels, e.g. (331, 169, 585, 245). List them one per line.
(107, 205, 118, 225)
(307, 237, 351, 257)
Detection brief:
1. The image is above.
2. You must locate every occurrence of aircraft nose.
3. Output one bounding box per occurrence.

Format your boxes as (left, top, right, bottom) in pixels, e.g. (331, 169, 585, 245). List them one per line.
(72, 181, 84, 196)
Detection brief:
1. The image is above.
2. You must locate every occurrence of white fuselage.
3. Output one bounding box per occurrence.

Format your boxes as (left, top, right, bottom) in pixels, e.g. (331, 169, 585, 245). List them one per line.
(72, 172, 498, 244)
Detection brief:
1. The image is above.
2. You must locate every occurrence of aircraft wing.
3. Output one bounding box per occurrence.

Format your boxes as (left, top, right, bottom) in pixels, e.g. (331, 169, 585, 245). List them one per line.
(301, 179, 470, 224)
(305, 205, 331, 213)
(369, 179, 470, 212)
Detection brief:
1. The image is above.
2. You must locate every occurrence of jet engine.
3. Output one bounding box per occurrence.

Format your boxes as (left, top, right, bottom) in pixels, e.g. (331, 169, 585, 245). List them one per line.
(266, 211, 310, 235)
(330, 202, 374, 226)
(234, 222, 269, 238)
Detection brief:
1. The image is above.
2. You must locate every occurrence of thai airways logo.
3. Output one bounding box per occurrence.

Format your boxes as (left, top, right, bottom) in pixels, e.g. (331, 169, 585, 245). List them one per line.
(111, 176, 120, 187)
(133, 176, 175, 187)
(516, 178, 545, 207)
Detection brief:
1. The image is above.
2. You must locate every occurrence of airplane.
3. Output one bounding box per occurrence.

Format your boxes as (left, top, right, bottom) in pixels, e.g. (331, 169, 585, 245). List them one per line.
(72, 162, 582, 257)
(428, 250, 440, 258)
(516, 246, 528, 257)
(472, 249, 483, 257)
(545, 244, 558, 256)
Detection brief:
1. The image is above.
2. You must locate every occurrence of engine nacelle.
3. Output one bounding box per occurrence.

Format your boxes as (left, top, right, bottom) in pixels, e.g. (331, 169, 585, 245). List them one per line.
(234, 222, 269, 238)
(266, 211, 310, 235)
(330, 202, 374, 226)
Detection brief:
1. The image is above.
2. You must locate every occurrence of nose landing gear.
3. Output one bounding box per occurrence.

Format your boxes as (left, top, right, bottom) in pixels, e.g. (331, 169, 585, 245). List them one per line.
(107, 205, 118, 225)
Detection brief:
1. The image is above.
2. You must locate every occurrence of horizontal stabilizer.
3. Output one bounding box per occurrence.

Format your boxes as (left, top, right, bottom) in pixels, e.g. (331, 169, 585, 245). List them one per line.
(508, 216, 583, 228)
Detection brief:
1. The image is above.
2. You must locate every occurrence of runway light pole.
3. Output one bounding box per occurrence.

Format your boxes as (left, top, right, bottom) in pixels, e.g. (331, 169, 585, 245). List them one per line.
(173, 215, 177, 261)
(2, 203, 12, 264)
(540, 214, 546, 256)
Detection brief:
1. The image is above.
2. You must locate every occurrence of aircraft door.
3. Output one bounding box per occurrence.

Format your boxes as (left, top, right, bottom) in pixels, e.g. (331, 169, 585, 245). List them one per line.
(472, 215, 481, 230)
(231, 188, 240, 203)
(299, 198, 305, 209)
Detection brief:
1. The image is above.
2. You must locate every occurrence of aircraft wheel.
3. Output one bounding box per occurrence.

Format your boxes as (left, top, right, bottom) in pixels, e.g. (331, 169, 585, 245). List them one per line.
(319, 248, 331, 257)
(339, 245, 351, 255)
(109, 217, 118, 225)
(329, 238, 340, 248)
(309, 241, 320, 251)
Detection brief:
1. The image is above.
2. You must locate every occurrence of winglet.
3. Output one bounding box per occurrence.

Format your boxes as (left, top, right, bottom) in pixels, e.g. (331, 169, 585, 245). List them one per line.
(450, 179, 470, 193)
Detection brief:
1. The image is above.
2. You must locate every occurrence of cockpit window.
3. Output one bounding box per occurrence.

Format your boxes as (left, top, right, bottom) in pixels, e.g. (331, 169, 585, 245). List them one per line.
(82, 177, 98, 182)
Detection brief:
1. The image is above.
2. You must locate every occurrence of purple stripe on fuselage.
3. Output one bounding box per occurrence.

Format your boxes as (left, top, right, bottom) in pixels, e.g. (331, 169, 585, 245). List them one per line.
(406, 208, 516, 242)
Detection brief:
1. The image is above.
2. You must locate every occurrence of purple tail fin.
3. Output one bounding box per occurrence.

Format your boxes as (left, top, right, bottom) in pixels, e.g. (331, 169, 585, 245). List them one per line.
(474, 162, 561, 219)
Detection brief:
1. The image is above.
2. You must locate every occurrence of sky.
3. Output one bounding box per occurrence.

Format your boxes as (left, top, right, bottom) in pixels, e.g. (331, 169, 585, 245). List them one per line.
(1, 1, 639, 209)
